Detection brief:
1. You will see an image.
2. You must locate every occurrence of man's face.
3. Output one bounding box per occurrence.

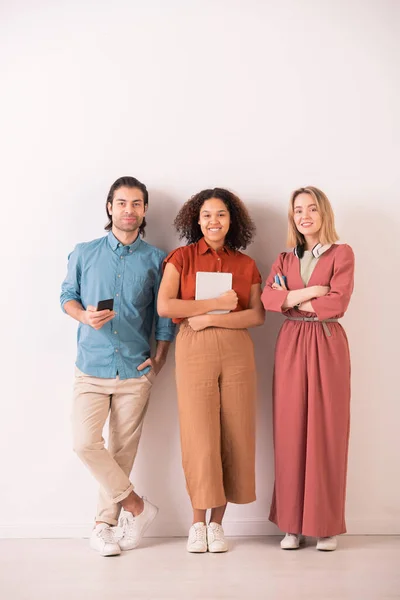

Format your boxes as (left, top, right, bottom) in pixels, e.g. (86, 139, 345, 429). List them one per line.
(107, 186, 147, 234)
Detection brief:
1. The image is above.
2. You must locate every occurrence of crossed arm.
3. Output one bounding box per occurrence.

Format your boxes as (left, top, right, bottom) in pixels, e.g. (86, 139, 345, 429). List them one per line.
(157, 263, 265, 331)
(272, 274, 329, 312)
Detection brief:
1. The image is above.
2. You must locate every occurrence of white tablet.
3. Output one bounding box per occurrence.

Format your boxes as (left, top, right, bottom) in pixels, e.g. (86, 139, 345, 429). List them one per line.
(195, 271, 233, 314)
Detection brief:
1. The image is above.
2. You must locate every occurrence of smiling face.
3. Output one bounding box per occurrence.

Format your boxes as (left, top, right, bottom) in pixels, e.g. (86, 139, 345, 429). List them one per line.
(198, 198, 230, 249)
(293, 192, 322, 240)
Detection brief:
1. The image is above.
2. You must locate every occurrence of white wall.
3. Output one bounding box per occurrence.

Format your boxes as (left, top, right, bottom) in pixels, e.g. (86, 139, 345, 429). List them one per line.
(1, 0, 399, 537)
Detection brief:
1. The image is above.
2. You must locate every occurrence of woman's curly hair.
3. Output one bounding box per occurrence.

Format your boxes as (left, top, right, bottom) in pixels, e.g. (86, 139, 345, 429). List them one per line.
(174, 188, 256, 250)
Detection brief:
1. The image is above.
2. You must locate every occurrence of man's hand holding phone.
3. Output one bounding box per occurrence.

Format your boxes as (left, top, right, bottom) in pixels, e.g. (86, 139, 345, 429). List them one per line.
(81, 299, 115, 330)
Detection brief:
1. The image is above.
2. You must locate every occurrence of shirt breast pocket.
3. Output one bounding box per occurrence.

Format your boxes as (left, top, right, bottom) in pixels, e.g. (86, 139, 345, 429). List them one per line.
(125, 275, 153, 308)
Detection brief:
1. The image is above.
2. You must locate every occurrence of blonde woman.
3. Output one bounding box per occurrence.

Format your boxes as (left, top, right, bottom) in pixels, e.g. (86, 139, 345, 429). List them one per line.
(261, 187, 355, 552)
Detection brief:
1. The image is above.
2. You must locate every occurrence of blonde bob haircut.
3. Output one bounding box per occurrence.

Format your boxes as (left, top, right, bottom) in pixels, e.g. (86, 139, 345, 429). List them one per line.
(287, 186, 339, 248)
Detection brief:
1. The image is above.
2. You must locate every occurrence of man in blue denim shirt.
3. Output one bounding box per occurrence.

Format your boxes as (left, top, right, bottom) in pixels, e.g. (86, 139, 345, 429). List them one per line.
(61, 176, 175, 556)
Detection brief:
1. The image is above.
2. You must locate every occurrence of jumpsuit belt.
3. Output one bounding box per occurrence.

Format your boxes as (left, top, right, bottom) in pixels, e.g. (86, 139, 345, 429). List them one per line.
(285, 317, 339, 337)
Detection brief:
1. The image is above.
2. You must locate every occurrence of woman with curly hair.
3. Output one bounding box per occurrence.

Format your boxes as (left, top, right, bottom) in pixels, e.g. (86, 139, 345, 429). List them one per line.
(261, 186, 355, 552)
(158, 188, 264, 553)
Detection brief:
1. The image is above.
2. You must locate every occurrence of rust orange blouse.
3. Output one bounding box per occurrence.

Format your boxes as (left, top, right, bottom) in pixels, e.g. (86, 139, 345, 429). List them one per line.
(164, 237, 262, 323)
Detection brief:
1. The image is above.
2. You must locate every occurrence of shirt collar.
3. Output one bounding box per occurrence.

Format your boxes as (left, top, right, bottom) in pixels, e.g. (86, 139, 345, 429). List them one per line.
(107, 231, 142, 252)
(198, 237, 234, 256)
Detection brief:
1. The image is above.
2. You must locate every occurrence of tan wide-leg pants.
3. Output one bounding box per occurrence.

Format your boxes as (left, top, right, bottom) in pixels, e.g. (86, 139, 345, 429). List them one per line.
(175, 324, 257, 509)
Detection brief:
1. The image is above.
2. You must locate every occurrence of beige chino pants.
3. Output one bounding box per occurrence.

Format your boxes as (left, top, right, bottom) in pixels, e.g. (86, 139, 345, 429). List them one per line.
(72, 367, 154, 525)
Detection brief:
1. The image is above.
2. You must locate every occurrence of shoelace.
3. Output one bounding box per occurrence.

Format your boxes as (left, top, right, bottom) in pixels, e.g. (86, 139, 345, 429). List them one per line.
(120, 499, 148, 534)
(120, 515, 136, 537)
(210, 525, 224, 541)
(98, 527, 117, 543)
(192, 527, 206, 543)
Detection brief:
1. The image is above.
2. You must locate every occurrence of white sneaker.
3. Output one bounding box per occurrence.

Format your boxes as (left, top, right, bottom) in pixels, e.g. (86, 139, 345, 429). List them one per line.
(207, 522, 228, 553)
(90, 523, 121, 556)
(280, 533, 305, 550)
(187, 522, 207, 553)
(316, 536, 337, 551)
(118, 498, 158, 551)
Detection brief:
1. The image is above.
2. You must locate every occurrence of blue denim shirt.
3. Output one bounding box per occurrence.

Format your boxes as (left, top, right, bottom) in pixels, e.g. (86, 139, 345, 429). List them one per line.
(60, 232, 175, 379)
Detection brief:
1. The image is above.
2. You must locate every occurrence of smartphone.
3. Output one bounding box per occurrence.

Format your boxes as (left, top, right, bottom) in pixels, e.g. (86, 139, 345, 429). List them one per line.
(274, 275, 287, 286)
(97, 298, 114, 311)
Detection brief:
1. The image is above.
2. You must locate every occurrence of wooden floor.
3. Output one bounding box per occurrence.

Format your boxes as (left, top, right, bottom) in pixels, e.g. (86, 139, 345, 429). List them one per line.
(0, 536, 399, 599)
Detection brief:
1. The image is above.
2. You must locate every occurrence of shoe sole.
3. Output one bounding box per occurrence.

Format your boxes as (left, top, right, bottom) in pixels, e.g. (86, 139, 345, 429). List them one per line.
(90, 544, 121, 557)
(99, 549, 121, 557)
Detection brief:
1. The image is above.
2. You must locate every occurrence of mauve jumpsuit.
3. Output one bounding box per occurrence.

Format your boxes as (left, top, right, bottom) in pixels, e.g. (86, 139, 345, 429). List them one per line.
(261, 244, 355, 537)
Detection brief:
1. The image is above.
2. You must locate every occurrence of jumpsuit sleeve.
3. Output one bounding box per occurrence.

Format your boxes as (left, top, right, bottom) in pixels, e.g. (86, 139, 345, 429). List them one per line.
(261, 252, 290, 313)
(311, 244, 355, 320)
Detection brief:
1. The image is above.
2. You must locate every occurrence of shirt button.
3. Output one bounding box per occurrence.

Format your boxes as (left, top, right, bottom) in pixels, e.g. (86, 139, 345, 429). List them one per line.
(116, 293, 119, 297)
(129, 250, 132, 254)
(120, 256, 124, 259)
(114, 331, 118, 335)
(118, 274, 121, 278)
(115, 349, 119, 352)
